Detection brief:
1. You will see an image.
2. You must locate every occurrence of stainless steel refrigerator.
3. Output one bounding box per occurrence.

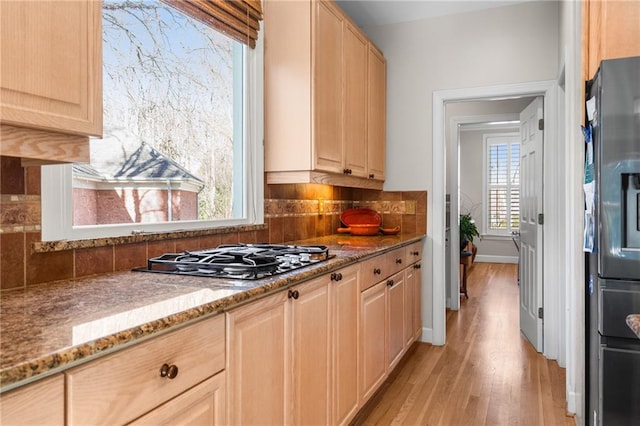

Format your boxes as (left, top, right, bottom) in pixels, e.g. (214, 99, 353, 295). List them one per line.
(586, 56, 640, 426)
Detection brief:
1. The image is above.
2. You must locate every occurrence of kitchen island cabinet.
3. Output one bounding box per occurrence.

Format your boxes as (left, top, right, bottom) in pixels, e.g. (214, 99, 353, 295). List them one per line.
(0, 0, 101, 163)
(264, 0, 386, 190)
(0, 374, 64, 426)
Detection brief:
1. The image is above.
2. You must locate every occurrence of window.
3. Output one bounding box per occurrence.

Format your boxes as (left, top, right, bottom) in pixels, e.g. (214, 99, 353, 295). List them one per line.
(483, 133, 520, 235)
(42, 0, 263, 241)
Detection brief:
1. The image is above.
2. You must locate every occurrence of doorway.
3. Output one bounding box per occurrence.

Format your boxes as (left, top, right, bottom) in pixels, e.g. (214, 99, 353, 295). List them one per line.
(446, 97, 534, 312)
(431, 81, 565, 363)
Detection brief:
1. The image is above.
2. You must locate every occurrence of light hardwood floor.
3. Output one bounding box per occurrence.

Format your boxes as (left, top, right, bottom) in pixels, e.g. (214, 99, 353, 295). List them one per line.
(355, 262, 575, 426)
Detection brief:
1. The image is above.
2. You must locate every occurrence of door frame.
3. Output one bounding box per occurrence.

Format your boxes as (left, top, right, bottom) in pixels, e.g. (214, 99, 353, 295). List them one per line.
(448, 112, 521, 312)
(431, 81, 562, 360)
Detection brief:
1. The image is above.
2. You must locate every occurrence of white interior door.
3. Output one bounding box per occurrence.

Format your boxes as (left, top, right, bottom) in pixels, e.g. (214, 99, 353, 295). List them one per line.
(519, 97, 543, 352)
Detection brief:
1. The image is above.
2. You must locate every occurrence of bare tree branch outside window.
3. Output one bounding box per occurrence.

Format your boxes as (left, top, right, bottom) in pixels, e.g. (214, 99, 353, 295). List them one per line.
(78, 0, 238, 224)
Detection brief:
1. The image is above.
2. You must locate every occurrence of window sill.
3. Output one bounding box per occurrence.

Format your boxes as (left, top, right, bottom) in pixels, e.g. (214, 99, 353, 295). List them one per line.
(32, 223, 268, 254)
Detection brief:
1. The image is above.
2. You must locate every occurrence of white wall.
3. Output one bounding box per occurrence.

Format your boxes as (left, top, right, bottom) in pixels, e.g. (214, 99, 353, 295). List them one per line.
(365, 1, 560, 332)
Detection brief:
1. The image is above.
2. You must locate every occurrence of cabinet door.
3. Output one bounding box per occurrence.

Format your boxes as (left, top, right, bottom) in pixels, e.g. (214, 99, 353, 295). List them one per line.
(291, 276, 331, 426)
(332, 265, 360, 426)
(226, 292, 288, 426)
(584, 0, 640, 80)
(413, 263, 423, 340)
(387, 271, 405, 370)
(130, 373, 225, 426)
(313, 0, 344, 174)
(367, 45, 386, 181)
(360, 280, 387, 402)
(343, 23, 368, 178)
(0, 374, 64, 426)
(0, 0, 102, 137)
(404, 265, 416, 348)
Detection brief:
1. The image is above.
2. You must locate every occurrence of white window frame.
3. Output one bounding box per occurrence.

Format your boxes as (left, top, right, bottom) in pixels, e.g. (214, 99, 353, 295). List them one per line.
(41, 25, 264, 242)
(482, 132, 520, 237)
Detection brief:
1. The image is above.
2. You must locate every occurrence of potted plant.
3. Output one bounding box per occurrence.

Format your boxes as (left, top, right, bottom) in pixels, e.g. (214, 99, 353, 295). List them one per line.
(459, 213, 480, 251)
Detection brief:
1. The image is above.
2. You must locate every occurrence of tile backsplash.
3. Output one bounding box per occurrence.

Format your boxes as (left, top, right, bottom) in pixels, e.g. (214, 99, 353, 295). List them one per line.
(0, 156, 426, 291)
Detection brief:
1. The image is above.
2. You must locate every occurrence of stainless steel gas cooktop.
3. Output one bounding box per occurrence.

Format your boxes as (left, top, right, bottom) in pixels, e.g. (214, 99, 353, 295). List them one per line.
(133, 243, 331, 280)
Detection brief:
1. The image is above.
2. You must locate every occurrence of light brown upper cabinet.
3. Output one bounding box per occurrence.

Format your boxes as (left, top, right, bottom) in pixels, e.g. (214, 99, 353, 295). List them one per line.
(343, 22, 368, 179)
(0, 0, 102, 163)
(582, 0, 640, 81)
(264, 0, 387, 190)
(367, 45, 386, 182)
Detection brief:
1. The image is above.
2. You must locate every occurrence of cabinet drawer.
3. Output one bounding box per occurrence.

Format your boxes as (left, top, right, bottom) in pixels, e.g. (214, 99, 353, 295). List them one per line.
(387, 247, 406, 277)
(360, 254, 388, 291)
(67, 315, 225, 426)
(405, 241, 423, 264)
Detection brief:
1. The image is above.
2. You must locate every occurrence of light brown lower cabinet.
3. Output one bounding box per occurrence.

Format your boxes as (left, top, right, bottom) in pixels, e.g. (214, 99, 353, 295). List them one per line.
(226, 265, 360, 426)
(1, 242, 423, 426)
(387, 271, 406, 371)
(227, 275, 333, 425)
(66, 315, 225, 426)
(359, 280, 387, 403)
(0, 374, 64, 426)
(332, 264, 360, 426)
(226, 290, 288, 425)
(129, 373, 225, 426)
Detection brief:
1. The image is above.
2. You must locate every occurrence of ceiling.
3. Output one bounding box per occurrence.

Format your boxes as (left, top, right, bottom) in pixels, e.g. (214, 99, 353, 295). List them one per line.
(335, 0, 535, 28)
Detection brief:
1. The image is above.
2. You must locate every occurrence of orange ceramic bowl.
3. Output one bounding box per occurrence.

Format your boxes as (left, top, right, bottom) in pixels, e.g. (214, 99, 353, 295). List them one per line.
(339, 208, 381, 227)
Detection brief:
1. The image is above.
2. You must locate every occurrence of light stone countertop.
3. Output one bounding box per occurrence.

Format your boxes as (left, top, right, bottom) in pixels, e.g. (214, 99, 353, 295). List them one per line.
(0, 233, 424, 393)
(626, 314, 640, 339)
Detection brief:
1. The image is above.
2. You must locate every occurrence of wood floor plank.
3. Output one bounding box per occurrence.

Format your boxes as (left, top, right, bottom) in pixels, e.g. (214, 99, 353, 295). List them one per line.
(354, 262, 575, 426)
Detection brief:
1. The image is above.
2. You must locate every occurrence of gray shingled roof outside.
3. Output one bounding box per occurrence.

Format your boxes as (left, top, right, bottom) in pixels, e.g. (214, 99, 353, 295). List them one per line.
(73, 141, 204, 187)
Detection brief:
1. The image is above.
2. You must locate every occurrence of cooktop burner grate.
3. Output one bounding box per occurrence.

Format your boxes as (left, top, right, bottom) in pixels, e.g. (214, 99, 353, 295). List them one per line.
(133, 243, 331, 280)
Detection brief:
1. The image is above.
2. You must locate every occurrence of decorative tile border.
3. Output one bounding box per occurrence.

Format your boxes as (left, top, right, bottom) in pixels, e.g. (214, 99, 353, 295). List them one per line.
(265, 199, 416, 218)
(0, 195, 41, 230)
(264, 199, 351, 218)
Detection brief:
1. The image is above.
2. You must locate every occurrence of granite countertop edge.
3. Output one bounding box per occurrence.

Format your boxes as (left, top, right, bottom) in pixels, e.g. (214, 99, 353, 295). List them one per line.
(0, 234, 424, 393)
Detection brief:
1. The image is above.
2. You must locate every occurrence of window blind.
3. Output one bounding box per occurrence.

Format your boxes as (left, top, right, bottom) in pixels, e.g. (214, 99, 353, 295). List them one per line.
(487, 142, 520, 231)
(162, 0, 263, 48)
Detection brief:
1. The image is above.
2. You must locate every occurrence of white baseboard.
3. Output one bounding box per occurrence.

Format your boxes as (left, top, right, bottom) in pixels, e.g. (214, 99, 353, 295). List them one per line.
(419, 327, 433, 344)
(475, 255, 518, 264)
(566, 389, 579, 416)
